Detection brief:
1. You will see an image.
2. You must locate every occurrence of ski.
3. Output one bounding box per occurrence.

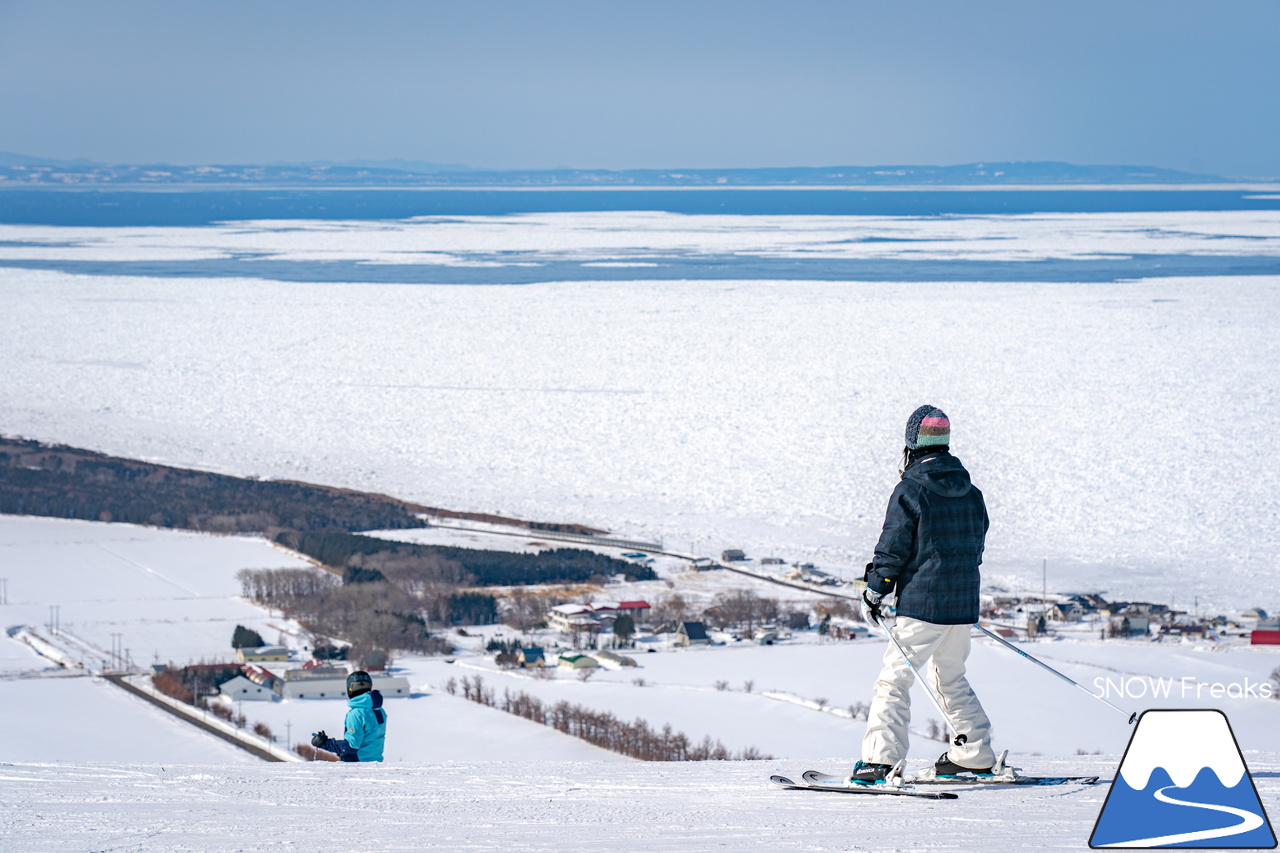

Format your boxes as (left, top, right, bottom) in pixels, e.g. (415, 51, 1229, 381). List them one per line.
(910, 752, 1098, 786)
(769, 771, 958, 800)
(908, 774, 1099, 787)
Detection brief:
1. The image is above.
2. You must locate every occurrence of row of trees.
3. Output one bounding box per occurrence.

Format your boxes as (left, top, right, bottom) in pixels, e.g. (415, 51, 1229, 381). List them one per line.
(646, 590, 818, 634)
(236, 567, 463, 663)
(448, 675, 771, 761)
(153, 664, 243, 705)
(278, 530, 654, 587)
(0, 436, 427, 533)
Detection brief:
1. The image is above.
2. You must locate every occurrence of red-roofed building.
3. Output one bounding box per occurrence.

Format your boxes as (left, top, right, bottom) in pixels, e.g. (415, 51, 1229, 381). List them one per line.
(616, 601, 651, 619)
(1250, 630, 1280, 645)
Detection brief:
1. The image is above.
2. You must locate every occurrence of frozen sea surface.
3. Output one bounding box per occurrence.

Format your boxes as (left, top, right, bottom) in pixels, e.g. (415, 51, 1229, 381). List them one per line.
(1, 211, 1278, 613)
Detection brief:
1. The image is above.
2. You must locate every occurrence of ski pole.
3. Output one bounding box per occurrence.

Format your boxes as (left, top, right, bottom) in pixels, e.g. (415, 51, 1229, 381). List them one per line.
(874, 614, 967, 746)
(975, 623, 1137, 724)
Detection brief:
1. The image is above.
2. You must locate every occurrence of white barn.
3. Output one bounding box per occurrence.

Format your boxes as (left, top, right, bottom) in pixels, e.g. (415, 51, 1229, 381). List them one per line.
(281, 674, 412, 700)
(218, 675, 277, 702)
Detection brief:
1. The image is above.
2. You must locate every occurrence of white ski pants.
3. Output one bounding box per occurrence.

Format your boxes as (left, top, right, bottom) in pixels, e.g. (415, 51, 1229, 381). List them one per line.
(861, 616, 996, 768)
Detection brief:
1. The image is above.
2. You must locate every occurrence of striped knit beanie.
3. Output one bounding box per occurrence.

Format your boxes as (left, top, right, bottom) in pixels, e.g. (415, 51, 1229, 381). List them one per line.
(904, 405, 950, 450)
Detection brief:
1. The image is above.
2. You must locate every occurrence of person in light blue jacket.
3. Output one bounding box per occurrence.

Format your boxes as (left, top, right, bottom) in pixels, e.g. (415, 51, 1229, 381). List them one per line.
(310, 671, 387, 762)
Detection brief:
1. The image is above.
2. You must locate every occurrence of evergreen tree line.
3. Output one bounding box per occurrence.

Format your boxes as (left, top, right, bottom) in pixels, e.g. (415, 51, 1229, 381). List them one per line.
(231, 625, 265, 649)
(0, 436, 427, 533)
(447, 675, 771, 761)
(278, 529, 654, 587)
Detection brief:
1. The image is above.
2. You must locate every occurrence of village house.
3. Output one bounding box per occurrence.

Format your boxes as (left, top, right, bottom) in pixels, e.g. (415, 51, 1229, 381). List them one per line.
(241, 664, 283, 696)
(517, 647, 546, 668)
(546, 604, 599, 633)
(1161, 623, 1211, 640)
(279, 663, 411, 699)
(235, 645, 289, 663)
(615, 600, 651, 621)
(588, 603, 618, 625)
(1251, 619, 1280, 645)
(217, 674, 277, 702)
(677, 621, 711, 646)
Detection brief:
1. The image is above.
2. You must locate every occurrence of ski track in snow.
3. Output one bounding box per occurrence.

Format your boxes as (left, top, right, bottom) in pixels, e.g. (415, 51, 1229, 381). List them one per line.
(0, 756, 1227, 853)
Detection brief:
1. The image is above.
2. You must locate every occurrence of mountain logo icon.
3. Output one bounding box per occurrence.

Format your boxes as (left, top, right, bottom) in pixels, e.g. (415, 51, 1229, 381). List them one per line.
(1090, 709, 1276, 848)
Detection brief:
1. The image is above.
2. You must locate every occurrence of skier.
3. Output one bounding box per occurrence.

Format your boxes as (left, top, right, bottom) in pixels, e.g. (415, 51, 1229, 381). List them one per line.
(310, 670, 388, 762)
(849, 405, 997, 784)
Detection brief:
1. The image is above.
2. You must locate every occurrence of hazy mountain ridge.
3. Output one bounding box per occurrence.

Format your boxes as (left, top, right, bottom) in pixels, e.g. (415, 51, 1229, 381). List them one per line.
(0, 152, 1236, 187)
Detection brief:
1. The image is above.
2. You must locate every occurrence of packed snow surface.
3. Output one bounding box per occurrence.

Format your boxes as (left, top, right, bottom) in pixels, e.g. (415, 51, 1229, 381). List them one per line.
(1, 755, 1277, 852)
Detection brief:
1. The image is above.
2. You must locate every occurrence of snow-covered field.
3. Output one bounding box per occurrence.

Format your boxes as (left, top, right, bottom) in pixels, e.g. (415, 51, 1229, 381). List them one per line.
(4, 516, 1278, 764)
(2, 513, 1278, 849)
(2, 210, 1279, 613)
(2, 209, 1279, 849)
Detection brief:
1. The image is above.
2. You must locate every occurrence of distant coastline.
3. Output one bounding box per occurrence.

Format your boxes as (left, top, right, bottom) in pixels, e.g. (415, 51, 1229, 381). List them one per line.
(4, 155, 1268, 189)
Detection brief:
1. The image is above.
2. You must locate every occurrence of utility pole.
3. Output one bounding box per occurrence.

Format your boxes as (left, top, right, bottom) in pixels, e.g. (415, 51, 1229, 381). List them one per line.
(0, 578, 7, 605)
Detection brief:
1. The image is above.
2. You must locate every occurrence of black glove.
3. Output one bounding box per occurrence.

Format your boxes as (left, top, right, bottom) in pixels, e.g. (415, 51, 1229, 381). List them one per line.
(310, 730, 327, 748)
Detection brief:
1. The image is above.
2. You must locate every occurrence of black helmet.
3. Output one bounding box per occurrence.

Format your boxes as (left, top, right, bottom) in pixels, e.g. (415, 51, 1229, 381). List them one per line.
(346, 670, 373, 698)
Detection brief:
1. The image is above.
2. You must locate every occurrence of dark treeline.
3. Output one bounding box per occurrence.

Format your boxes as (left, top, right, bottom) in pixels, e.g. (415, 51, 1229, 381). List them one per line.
(0, 436, 426, 533)
(278, 530, 654, 587)
(448, 675, 771, 761)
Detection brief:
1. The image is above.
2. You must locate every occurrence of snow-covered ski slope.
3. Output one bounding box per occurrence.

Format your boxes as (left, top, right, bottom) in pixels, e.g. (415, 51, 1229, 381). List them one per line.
(1, 755, 1276, 852)
(2, 209, 1279, 613)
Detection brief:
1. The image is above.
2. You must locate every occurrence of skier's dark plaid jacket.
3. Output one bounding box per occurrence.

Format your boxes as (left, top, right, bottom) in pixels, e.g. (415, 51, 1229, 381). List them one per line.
(865, 451, 989, 625)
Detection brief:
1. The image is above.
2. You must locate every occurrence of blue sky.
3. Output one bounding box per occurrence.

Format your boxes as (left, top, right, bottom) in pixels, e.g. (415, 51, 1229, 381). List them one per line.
(1, 1, 1276, 176)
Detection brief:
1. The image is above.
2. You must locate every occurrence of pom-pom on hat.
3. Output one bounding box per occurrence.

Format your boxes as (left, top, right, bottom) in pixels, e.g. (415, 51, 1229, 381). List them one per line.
(905, 405, 950, 450)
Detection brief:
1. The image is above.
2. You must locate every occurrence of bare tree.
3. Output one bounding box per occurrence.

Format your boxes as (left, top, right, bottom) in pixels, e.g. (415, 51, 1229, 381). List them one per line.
(502, 589, 558, 633)
(650, 593, 691, 627)
(815, 596, 859, 623)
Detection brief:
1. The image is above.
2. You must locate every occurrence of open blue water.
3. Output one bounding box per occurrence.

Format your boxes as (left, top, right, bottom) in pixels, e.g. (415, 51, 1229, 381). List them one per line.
(2, 187, 1279, 226)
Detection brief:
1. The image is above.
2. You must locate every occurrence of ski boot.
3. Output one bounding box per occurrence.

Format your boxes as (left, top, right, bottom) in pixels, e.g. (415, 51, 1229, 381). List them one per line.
(846, 759, 905, 787)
